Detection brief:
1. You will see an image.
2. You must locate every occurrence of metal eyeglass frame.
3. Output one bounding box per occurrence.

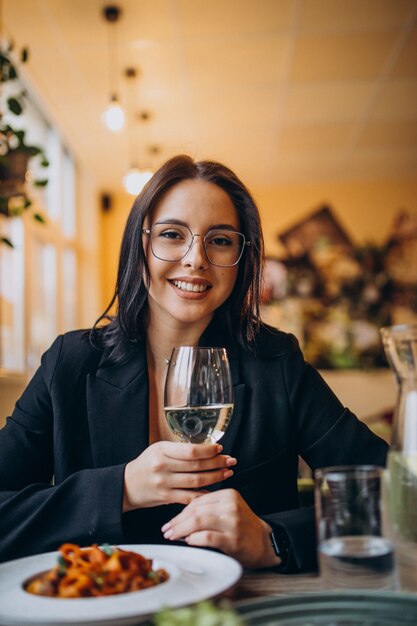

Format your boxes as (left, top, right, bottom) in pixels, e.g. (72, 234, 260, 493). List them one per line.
(141, 225, 250, 267)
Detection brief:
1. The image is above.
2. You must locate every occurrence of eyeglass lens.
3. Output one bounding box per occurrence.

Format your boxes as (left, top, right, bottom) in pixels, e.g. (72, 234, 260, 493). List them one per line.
(149, 223, 245, 266)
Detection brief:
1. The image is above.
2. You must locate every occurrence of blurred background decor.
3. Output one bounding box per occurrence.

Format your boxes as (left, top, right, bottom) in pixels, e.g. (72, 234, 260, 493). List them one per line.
(261, 206, 417, 371)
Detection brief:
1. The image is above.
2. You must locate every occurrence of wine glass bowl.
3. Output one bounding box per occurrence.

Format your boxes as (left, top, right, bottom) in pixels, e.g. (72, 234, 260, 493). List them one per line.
(164, 347, 234, 444)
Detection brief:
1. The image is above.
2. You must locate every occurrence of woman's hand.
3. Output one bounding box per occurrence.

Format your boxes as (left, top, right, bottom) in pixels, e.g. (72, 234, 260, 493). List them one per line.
(161, 489, 281, 569)
(123, 442, 236, 512)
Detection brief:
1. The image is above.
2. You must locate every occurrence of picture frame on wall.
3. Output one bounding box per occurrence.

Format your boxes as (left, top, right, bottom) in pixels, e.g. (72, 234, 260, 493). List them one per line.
(278, 205, 354, 259)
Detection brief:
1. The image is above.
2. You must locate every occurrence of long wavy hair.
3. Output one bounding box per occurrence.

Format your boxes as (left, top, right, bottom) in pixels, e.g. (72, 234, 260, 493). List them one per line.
(92, 155, 264, 362)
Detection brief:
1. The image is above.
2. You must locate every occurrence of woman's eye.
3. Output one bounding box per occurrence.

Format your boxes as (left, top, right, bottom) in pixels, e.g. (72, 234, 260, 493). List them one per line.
(208, 235, 232, 247)
(159, 230, 183, 240)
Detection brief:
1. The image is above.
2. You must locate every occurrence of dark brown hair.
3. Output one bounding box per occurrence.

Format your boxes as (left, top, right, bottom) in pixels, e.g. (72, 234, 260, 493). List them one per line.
(93, 155, 264, 362)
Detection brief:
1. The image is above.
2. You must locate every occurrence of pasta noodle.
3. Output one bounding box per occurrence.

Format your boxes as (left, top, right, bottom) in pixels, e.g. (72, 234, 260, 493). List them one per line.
(25, 543, 169, 598)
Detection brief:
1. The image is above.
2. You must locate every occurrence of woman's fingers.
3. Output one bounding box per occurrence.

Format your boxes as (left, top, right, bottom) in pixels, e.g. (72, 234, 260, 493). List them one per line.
(168, 454, 237, 473)
(185, 530, 226, 550)
(123, 442, 235, 512)
(161, 488, 281, 568)
(163, 510, 230, 541)
(162, 442, 223, 461)
(162, 491, 233, 538)
(169, 467, 234, 490)
(155, 441, 237, 475)
(169, 489, 210, 505)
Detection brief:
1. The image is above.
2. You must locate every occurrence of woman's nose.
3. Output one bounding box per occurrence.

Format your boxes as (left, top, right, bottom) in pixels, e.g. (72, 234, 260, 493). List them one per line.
(181, 235, 209, 269)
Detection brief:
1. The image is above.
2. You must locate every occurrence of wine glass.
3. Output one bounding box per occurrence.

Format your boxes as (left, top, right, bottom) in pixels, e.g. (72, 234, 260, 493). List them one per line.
(164, 347, 234, 444)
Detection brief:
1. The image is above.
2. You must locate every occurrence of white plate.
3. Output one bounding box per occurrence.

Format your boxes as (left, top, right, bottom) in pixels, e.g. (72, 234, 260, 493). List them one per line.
(0, 544, 242, 626)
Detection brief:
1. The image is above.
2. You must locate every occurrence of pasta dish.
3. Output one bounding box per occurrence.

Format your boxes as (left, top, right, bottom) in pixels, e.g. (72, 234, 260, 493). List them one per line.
(25, 543, 169, 598)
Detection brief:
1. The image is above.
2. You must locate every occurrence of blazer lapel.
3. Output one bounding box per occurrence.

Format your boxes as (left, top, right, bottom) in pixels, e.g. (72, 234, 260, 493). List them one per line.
(199, 318, 247, 456)
(87, 344, 149, 467)
(218, 382, 246, 456)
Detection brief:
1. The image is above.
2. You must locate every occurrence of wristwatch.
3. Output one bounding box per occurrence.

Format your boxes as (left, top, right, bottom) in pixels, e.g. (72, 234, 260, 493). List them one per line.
(270, 527, 290, 566)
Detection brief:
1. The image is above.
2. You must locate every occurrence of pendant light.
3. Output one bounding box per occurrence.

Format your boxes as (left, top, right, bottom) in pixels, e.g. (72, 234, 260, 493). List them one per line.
(122, 71, 153, 195)
(123, 167, 152, 195)
(102, 5, 124, 132)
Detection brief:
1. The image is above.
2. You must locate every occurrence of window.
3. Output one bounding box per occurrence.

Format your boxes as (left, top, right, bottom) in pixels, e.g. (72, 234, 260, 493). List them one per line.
(0, 79, 78, 376)
(0, 220, 25, 372)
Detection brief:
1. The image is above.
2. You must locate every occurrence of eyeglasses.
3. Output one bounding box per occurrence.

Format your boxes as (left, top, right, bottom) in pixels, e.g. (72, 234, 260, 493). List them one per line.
(142, 223, 250, 267)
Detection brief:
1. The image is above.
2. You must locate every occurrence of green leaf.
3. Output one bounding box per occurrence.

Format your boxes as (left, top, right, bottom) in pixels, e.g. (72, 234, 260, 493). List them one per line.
(34, 179, 48, 187)
(1, 59, 17, 81)
(24, 198, 32, 208)
(20, 48, 29, 63)
(7, 97, 23, 115)
(0, 196, 9, 214)
(1, 236, 14, 248)
(41, 158, 50, 168)
(99, 544, 114, 557)
(25, 146, 41, 156)
(33, 213, 46, 223)
(14, 130, 25, 144)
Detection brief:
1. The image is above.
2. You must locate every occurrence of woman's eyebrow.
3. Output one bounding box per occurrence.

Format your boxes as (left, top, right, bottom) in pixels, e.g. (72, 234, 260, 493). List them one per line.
(154, 218, 239, 231)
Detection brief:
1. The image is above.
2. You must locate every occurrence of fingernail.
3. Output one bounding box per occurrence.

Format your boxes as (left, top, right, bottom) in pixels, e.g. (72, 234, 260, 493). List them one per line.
(216, 444, 223, 453)
(226, 457, 237, 466)
(163, 529, 173, 539)
(224, 469, 234, 478)
(161, 523, 171, 532)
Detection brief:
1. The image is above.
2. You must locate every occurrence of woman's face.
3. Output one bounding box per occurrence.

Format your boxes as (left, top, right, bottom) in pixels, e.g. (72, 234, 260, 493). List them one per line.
(143, 179, 240, 330)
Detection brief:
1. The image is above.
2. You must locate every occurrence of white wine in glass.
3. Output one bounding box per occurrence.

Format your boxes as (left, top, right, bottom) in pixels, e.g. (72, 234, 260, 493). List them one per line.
(164, 347, 234, 444)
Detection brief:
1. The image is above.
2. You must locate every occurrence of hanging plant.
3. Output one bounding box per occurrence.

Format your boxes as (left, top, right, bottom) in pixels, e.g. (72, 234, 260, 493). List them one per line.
(0, 40, 49, 247)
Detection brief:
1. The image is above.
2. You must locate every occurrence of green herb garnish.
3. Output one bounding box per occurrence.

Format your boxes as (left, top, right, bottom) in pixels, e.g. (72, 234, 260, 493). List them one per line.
(99, 543, 114, 557)
(57, 555, 67, 575)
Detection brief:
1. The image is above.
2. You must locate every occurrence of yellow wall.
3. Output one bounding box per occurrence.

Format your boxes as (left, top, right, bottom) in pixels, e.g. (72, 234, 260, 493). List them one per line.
(101, 193, 132, 309)
(101, 178, 417, 305)
(252, 178, 417, 258)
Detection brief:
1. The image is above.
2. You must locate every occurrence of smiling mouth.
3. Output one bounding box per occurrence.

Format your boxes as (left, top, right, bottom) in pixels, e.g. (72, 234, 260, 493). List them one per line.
(169, 280, 211, 293)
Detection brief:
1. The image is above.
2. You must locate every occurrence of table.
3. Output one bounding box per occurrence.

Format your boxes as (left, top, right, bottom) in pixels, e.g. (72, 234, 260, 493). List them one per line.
(226, 570, 321, 601)
(224, 569, 417, 626)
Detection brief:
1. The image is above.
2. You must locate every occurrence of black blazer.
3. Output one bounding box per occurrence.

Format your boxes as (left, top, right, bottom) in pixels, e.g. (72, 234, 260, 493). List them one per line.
(0, 321, 388, 569)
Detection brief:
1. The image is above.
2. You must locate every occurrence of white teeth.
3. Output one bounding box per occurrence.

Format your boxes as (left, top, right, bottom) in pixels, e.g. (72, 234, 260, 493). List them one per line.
(172, 280, 208, 292)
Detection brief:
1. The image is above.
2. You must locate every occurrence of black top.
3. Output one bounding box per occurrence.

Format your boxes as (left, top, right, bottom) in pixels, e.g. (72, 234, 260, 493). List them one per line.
(0, 318, 388, 569)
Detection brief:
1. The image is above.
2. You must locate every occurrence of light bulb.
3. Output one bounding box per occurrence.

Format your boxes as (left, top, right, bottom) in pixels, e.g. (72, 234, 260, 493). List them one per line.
(123, 167, 153, 195)
(102, 97, 125, 132)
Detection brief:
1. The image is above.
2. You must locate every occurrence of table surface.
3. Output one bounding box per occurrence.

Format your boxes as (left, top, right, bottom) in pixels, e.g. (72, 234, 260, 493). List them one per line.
(226, 569, 321, 602)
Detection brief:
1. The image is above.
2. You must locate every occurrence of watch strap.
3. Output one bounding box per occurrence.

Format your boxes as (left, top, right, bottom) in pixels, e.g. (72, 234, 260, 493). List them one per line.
(270, 526, 290, 566)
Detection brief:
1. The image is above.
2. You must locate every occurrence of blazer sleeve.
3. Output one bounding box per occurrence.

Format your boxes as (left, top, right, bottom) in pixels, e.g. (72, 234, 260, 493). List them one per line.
(0, 337, 125, 563)
(261, 334, 389, 573)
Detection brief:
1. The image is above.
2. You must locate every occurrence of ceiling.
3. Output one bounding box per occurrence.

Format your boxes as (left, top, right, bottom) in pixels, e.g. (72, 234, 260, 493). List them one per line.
(4, 0, 417, 194)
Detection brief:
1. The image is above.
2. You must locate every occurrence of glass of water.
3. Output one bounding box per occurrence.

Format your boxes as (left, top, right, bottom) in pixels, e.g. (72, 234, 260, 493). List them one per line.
(164, 347, 234, 444)
(315, 465, 397, 590)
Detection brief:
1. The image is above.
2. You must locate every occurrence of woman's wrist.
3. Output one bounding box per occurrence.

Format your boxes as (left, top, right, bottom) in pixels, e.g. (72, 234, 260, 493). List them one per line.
(122, 461, 135, 513)
(259, 520, 282, 568)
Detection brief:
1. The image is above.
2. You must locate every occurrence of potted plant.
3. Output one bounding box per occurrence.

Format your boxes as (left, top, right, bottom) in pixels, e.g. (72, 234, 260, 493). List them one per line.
(0, 40, 49, 247)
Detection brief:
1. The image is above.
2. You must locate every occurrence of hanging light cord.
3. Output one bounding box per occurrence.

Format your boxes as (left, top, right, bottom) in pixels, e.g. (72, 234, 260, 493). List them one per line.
(106, 18, 118, 99)
(103, 5, 122, 101)
(125, 68, 138, 167)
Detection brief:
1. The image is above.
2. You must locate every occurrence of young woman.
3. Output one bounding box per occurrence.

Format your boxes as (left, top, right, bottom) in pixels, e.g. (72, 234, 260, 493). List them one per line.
(0, 155, 387, 570)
